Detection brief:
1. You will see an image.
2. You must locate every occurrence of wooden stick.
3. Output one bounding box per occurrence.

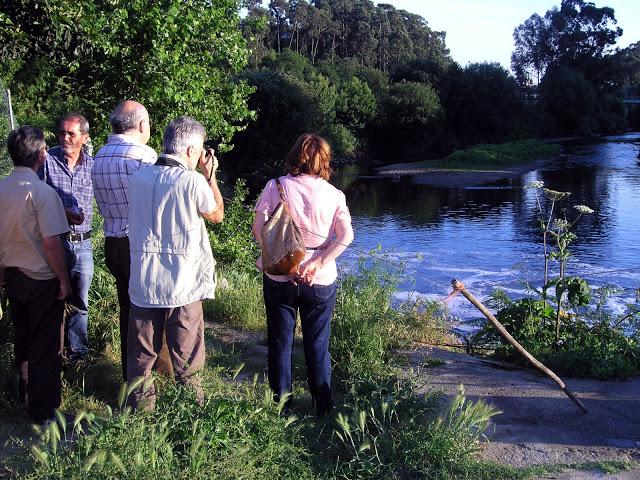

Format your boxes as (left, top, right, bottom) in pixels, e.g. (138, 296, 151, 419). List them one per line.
(451, 279, 588, 413)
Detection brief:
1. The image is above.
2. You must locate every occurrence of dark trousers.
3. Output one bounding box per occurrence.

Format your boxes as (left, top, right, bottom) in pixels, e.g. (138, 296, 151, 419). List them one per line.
(104, 236, 173, 380)
(4, 268, 64, 423)
(263, 275, 336, 415)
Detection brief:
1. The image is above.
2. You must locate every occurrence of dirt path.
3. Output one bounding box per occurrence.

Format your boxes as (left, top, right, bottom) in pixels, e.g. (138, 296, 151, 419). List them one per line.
(398, 345, 640, 478)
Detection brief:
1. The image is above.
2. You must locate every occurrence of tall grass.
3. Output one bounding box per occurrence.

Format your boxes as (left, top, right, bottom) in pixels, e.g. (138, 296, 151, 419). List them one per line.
(2, 208, 524, 479)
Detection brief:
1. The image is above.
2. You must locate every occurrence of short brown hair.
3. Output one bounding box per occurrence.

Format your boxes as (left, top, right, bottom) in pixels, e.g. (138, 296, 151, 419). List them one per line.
(60, 113, 90, 134)
(285, 134, 332, 181)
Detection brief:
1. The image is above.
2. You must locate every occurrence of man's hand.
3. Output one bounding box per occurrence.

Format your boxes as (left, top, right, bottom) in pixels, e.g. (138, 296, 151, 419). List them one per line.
(199, 148, 218, 181)
(65, 207, 85, 225)
(58, 280, 72, 300)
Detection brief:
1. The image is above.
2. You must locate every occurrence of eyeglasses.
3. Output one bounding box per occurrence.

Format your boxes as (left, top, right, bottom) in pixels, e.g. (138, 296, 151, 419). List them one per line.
(59, 130, 81, 139)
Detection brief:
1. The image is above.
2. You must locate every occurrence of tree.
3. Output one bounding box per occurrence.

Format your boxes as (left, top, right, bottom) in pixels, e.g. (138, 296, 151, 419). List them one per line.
(223, 69, 329, 182)
(540, 65, 597, 135)
(614, 42, 640, 88)
(511, 0, 621, 85)
(241, 0, 272, 68)
(443, 62, 526, 145)
(260, 49, 314, 81)
(511, 13, 552, 86)
(390, 58, 448, 93)
(374, 79, 443, 154)
(1, 0, 254, 150)
(335, 76, 376, 130)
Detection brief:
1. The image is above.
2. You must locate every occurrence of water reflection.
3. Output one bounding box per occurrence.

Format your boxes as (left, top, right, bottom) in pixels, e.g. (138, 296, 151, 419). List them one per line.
(333, 134, 640, 324)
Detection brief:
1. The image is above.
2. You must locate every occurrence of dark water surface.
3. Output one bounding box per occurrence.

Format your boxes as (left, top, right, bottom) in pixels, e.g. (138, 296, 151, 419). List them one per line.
(332, 133, 640, 328)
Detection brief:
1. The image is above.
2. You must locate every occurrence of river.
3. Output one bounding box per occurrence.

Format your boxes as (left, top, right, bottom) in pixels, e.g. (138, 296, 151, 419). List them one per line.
(332, 133, 640, 332)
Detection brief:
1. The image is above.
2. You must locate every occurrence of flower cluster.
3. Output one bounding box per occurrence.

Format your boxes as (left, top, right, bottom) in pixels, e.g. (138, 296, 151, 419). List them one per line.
(552, 219, 570, 231)
(524, 180, 544, 190)
(574, 205, 594, 214)
(543, 188, 571, 202)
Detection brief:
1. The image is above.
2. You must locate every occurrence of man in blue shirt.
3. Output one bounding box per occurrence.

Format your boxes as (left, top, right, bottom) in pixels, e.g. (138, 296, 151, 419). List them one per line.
(39, 113, 94, 363)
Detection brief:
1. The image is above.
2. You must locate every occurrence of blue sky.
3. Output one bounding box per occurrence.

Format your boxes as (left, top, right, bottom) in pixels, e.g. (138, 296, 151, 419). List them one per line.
(381, 0, 640, 71)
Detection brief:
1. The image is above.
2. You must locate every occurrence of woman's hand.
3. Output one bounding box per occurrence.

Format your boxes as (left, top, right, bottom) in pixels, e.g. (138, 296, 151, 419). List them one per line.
(297, 259, 323, 286)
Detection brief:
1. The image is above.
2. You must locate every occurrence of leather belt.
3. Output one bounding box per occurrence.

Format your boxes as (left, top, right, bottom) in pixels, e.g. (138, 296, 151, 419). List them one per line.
(64, 231, 92, 243)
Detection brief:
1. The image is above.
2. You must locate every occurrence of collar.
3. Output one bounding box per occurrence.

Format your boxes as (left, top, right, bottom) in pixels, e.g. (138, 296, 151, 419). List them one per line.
(13, 166, 41, 178)
(49, 146, 86, 169)
(156, 153, 193, 171)
(107, 133, 146, 147)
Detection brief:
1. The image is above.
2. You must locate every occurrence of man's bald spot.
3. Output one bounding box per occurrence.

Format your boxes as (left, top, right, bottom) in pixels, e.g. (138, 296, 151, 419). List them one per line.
(110, 100, 149, 134)
(117, 100, 147, 118)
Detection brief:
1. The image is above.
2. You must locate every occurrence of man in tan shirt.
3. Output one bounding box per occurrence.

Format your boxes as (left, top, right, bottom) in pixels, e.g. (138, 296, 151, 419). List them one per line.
(0, 126, 71, 424)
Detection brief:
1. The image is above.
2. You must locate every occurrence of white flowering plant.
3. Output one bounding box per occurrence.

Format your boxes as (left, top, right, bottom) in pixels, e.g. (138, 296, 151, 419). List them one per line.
(475, 182, 640, 378)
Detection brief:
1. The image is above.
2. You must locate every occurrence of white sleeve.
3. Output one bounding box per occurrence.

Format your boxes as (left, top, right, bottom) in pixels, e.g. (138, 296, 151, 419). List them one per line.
(195, 174, 217, 214)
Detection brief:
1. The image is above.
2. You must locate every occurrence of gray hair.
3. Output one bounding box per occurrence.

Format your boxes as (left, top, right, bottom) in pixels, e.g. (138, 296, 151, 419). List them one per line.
(110, 101, 147, 134)
(60, 113, 89, 134)
(162, 116, 206, 156)
(7, 126, 46, 168)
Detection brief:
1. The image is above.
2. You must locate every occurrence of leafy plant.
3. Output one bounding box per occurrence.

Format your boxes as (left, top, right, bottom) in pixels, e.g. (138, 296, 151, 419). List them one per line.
(474, 182, 640, 379)
(207, 178, 260, 272)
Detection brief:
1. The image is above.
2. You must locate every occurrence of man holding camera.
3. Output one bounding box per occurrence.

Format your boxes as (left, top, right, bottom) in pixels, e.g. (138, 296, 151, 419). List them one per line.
(39, 113, 94, 364)
(126, 116, 223, 409)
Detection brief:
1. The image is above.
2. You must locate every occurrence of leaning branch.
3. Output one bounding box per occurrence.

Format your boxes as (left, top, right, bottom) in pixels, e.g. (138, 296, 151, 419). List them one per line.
(451, 279, 588, 413)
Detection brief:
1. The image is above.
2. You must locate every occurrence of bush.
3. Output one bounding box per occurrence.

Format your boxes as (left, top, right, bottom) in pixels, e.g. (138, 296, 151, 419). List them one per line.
(475, 293, 640, 379)
(207, 178, 260, 273)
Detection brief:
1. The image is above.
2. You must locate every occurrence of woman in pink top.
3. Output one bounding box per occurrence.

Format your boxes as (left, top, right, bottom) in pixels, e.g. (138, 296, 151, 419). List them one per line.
(253, 134, 354, 415)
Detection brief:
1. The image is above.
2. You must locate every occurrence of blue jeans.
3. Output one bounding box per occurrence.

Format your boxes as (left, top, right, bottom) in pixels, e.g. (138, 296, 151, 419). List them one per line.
(63, 237, 94, 360)
(263, 275, 336, 415)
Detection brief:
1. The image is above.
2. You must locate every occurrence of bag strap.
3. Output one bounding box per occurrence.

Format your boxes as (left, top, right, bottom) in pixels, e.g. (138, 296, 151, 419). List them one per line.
(275, 177, 292, 216)
(275, 177, 287, 202)
(155, 155, 192, 171)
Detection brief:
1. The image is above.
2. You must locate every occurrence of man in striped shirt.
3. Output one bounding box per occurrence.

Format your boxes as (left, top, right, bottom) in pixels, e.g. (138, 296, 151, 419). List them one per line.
(92, 101, 171, 380)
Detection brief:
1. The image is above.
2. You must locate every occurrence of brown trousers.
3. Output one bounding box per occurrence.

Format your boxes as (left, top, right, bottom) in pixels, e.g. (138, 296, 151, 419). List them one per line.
(126, 301, 205, 409)
(104, 236, 172, 380)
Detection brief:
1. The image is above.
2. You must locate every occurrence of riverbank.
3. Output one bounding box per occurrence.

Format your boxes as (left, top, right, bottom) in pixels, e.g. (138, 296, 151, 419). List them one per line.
(375, 139, 559, 188)
(376, 160, 544, 188)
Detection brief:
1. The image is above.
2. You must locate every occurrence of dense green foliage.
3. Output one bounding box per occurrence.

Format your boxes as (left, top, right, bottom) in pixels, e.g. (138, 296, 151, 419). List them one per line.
(478, 292, 640, 379)
(0, 0, 254, 150)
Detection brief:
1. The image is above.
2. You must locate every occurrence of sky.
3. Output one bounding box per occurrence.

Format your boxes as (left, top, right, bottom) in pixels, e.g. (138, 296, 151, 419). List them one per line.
(380, 0, 640, 71)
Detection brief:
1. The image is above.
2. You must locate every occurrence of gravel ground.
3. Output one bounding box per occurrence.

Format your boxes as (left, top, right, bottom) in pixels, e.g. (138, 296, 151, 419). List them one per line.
(398, 346, 640, 479)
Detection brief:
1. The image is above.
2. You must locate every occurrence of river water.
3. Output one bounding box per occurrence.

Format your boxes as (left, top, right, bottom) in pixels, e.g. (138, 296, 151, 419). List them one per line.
(332, 133, 640, 331)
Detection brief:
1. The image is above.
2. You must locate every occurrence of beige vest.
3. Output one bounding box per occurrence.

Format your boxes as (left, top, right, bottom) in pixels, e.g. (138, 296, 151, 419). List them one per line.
(128, 156, 216, 307)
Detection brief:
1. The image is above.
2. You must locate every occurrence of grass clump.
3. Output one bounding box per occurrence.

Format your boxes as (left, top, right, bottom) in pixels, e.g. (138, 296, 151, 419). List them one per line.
(332, 248, 455, 382)
(422, 139, 560, 170)
(206, 266, 265, 332)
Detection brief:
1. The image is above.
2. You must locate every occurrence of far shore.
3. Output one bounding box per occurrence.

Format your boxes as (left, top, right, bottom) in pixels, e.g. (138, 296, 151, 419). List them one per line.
(376, 160, 544, 188)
